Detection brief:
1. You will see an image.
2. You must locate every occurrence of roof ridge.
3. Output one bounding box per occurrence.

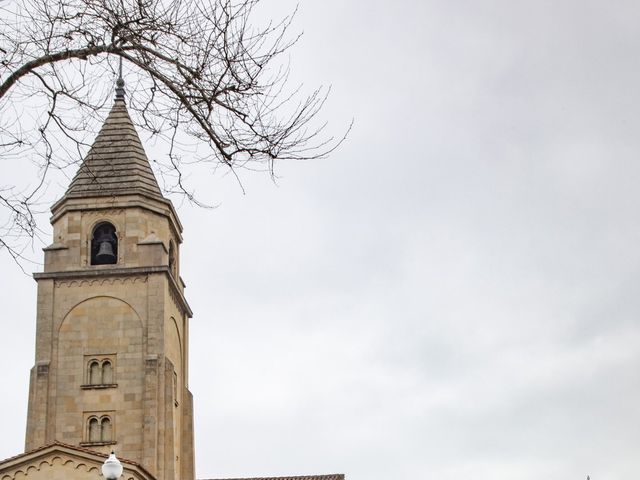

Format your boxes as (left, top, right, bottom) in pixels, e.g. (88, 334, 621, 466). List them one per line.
(0, 441, 141, 467)
(198, 475, 345, 480)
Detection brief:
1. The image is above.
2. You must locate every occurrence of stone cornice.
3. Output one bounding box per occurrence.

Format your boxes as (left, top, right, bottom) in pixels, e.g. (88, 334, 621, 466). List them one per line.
(33, 266, 192, 317)
(50, 192, 184, 242)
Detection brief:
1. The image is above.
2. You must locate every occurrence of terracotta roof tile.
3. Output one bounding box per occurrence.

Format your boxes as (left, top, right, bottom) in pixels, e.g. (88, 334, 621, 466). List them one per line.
(200, 475, 344, 480)
(0, 441, 141, 468)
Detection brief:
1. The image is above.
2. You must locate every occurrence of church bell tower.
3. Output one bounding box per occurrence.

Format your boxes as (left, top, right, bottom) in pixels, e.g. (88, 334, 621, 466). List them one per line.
(24, 80, 195, 480)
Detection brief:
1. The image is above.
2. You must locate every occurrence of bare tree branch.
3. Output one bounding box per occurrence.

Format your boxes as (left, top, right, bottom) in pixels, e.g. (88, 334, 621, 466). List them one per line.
(0, 0, 349, 266)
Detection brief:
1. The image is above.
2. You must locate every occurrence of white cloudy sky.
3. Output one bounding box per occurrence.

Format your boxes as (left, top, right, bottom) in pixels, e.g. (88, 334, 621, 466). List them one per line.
(2, 0, 640, 479)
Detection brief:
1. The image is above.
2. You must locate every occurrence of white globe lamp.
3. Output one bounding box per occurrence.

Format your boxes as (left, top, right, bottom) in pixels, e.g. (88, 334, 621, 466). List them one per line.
(101, 451, 123, 480)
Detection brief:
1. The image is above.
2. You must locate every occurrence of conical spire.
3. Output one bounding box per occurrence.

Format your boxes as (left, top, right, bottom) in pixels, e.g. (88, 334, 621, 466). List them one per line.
(64, 74, 163, 199)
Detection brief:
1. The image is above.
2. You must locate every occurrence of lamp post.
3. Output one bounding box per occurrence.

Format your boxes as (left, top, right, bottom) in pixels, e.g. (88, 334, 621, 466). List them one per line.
(101, 451, 123, 480)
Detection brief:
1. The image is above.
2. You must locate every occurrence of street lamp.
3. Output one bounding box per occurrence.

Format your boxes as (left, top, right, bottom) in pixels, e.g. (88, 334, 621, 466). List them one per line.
(101, 451, 123, 480)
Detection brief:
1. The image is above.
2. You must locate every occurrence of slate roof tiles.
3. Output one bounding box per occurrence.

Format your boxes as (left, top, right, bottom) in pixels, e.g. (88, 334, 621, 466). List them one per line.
(65, 98, 163, 199)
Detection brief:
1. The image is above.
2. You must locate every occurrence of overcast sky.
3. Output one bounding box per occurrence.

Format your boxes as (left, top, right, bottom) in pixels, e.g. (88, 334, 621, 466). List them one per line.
(2, 0, 640, 479)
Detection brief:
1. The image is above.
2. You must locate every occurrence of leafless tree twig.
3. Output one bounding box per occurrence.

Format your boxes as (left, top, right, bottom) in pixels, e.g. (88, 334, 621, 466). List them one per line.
(0, 0, 351, 267)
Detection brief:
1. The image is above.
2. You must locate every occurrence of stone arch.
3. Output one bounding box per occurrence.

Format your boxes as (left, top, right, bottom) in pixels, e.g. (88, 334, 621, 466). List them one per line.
(171, 316, 183, 361)
(102, 359, 113, 384)
(165, 316, 183, 379)
(100, 416, 112, 441)
(55, 296, 144, 445)
(90, 222, 118, 265)
(58, 295, 143, 333)
(88, 416, 100, 442)
(85, 216, 123, 266)
(168, 240, 177, 277)
(73, 462, 89, 471)
(88, 360, 100, 384)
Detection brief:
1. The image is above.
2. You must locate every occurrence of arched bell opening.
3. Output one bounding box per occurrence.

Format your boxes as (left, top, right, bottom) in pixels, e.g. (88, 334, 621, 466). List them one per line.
(91, 222, 118, 265)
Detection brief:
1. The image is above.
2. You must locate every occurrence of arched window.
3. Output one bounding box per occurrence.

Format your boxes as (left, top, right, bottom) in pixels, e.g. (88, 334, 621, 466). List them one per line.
(86, 415, 114, 444)
(102, 360, 113, 384)
(173, 370, 179, 406)
(89, 361, 101, 385)
(91, 222, 118, 265)
(84, 356, 116, 387)
(101, 417, 112, 442)
(88, 417, 100, 443)
(168, 241, 176, 277)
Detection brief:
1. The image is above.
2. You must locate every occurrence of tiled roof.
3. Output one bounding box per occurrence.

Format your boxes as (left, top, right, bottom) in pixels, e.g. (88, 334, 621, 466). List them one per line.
(200, 475, 344, 480)
(0, 441, 141, 468)
(64, 98, 163, 199)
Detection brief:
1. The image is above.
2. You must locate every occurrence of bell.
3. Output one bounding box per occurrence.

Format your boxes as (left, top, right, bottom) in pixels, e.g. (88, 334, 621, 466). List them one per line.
(96, 240, 116, 263)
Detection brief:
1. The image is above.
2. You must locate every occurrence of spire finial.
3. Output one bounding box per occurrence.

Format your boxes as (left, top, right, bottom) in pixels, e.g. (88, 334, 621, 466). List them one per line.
(115, 56, 125, 101)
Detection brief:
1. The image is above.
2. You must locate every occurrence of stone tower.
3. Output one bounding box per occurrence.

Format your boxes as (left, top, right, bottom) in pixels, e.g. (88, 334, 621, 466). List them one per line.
(24, 86, 194, 480)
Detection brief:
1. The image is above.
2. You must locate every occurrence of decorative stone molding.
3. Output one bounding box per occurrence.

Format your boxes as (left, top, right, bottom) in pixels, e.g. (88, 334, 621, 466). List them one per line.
(0, 444, 153, 480)
(82, 209, 123, 217)
(34, 266, 193, 317)
(0, 454, 100, 478)
(54, 276, 148, 289)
